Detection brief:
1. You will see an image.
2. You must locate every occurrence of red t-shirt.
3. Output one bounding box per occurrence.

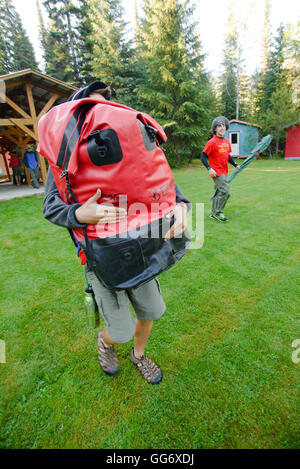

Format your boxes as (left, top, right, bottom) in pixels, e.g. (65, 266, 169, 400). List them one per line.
(10, 154, 20, 168)
(203, 136, 232, 176)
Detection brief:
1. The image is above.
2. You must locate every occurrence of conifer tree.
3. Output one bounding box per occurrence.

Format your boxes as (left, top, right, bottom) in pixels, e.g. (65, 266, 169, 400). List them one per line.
(219, 5, 239, 120)
(284, 21, 300, 110)
(261, 0, 271, 73)
(0, 0, 38, 73)
(0, 6, 10, 74)
(41, 0, 81, 84)
(258, 24, 285, 115)
(263, 82, 298, 157)
(77, 0, 94, 84)
(136, 0, 216, 165)
(86, 0, 140, 106)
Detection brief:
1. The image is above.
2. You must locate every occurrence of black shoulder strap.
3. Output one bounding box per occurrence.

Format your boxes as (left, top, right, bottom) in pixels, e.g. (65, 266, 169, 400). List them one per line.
(56, 101, 96, 170)
(61, 171, 96, 269)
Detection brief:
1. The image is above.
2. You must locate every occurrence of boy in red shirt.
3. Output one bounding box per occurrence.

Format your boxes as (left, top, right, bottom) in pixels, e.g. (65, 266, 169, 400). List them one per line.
(201, 116, 240, 222)
(9, 152, 21, 186)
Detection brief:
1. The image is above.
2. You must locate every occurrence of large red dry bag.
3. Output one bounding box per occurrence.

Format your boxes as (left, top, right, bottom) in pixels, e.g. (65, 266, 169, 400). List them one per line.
(38, 98, 190, 290)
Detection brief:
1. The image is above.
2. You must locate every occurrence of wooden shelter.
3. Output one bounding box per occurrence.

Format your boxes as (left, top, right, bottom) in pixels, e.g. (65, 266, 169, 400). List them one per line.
(0, 69, 77, 184)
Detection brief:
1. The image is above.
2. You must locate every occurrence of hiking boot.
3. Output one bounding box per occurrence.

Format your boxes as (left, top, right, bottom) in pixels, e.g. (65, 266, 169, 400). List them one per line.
(210, 212, 228, 222)
(130, 348, 162, 384)
(97, 330, 119, 376)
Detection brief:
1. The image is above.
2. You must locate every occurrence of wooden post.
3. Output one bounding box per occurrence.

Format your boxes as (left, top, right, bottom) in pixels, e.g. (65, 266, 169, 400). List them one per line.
(26, 83, 38, 138)
(37, 152, 47, 184)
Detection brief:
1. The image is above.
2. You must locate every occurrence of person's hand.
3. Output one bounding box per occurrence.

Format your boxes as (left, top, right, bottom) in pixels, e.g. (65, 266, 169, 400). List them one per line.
(236, 165, 241, 170)
(75, 189, 126, 224)
(208, 168, 217, 178)
(164, 203, 188, 241)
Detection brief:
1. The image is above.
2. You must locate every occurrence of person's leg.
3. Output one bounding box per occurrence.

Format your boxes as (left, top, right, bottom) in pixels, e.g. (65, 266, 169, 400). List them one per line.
(217, 175, 230, 213)
(29, 169, 40, 188)
(16, 167, 22, 186)
(102, 327, 117, 346)
(211, 175, 230, 219)
(35, 168, 41, 184)
(211, 181, 219, 216)
(133, 319, 153, 358)
(13, 168, 21, 186)
(86, 266, 137, 376)
(128, 279, 165, 383)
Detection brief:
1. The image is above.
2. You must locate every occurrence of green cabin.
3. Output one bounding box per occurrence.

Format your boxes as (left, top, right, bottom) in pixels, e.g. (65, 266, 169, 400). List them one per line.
(225, 120, 261, 159)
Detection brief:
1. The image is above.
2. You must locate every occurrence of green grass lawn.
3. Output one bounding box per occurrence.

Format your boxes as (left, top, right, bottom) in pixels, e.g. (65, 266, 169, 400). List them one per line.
(0, 159, 299, 449)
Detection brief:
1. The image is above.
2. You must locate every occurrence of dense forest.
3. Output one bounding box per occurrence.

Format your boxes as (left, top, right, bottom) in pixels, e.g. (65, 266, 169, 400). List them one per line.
(0, 0, 299, 164)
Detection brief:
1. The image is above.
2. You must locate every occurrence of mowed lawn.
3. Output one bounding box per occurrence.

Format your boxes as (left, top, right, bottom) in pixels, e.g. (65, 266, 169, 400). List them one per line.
(0, 159, 299, 449)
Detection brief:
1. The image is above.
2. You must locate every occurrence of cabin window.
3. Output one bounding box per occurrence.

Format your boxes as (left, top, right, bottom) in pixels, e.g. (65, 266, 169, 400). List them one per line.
(231, 133, 238, 144)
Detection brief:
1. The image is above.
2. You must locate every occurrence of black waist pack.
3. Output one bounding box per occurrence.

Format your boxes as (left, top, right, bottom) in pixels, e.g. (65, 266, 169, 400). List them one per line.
(80, 215, 190, 290)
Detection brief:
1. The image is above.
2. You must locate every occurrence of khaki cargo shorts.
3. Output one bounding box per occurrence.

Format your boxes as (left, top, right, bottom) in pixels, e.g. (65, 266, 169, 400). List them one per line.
(86, 267, 166, 343)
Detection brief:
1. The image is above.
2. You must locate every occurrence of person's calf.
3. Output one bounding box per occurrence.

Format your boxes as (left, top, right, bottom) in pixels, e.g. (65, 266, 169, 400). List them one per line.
(102, 327, 117, 346)
(133, 319, 153, 358)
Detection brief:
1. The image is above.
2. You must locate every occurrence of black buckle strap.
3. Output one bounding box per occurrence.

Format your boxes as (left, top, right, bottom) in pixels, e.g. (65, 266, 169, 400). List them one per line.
(61, 170, 96, 268)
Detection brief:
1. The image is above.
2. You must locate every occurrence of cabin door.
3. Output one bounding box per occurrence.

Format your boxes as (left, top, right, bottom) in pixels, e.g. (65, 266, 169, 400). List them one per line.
(229, 131, 240, 157)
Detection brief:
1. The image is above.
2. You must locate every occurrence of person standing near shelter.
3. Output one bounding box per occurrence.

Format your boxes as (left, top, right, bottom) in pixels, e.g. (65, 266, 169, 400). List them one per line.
(9, 151, 21, 186)
(200, 116, 240, 222)
(23, 146, 40, 189)
(41, 81, 190, 385)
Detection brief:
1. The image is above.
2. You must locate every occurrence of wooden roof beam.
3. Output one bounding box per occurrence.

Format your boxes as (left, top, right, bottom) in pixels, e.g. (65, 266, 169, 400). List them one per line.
(9, 118, 37, 141)
(0, 118, 34, 126)
(4, 80, 24, 89)
(38, 93, 60, 119)
(26, 82, 36, 119)
(0, 131, 19, 146)
(0, 91, 31, 119)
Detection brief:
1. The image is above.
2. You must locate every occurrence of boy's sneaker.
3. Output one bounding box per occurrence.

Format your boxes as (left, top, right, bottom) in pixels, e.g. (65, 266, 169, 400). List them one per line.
(130, 348, 162, 384)
(210, 212, 228, 222)
(97, 330, 119, 376)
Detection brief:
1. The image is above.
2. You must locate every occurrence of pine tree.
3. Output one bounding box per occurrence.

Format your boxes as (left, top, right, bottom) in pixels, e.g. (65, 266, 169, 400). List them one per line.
(41, 0, 81, 84)
(258, 24, 285, 115)
(261, 0, 271, 73)
(0, 4, 10, 74)
(77, 0, 94, 84)
(86, 0, 140, 105)
(247, 70, 262, 119)
(136, 0, 216, 166)
(263, 82, 298, 157)
(220, 4, 239, 120)
(284, 21, 300, 110)
(0, 0, 38, 73)
(238, 73, 252, 120)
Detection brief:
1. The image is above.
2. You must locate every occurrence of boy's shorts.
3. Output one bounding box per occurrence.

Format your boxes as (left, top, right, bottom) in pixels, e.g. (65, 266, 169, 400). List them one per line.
(86, 267, 166, 343)
(12, 166, 21, 176)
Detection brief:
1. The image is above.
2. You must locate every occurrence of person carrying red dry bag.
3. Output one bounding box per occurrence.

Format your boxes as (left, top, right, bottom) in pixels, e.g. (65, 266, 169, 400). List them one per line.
(40, 81, 190, 384)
